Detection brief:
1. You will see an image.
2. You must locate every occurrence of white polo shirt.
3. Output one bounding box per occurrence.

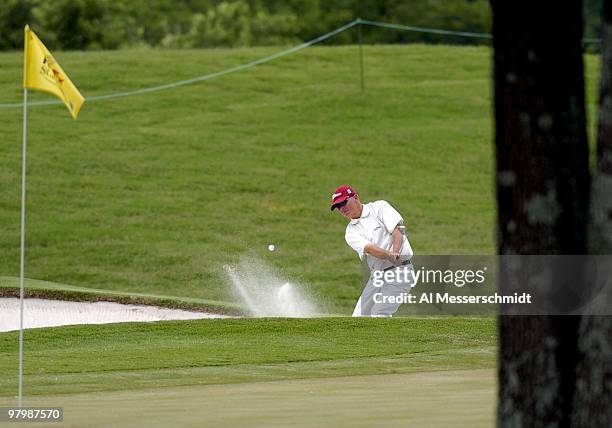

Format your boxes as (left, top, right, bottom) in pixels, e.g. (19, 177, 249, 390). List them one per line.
(345, 200, 413, 272)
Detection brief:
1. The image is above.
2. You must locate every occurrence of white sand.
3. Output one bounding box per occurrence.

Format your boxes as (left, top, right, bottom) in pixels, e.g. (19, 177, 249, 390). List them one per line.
(0, 298, 228, 332)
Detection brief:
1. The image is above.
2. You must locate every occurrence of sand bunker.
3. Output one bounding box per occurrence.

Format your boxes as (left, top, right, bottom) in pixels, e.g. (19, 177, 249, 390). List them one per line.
(0, 298, 228, 332)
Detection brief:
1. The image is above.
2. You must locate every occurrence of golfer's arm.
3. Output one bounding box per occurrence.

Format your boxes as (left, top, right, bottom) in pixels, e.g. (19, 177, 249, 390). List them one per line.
(391, 226, 403, 254)
(363, 244, 394, 262)
(363, 227, 403, 262)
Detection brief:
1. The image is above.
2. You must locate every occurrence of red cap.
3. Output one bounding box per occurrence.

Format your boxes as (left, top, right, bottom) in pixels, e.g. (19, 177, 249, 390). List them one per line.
(330, 185, 357, 210)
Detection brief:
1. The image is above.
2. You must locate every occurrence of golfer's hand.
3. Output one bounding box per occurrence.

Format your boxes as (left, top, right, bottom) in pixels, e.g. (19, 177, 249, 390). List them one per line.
(388, 251, 402, 267)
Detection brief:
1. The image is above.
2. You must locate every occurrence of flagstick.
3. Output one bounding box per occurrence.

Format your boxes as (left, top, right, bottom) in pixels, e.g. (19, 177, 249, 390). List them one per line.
(18, 88, 28, 408)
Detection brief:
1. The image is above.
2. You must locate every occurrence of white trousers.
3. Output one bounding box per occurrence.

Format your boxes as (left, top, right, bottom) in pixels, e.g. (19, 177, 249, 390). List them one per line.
(352, 266, 414, 317)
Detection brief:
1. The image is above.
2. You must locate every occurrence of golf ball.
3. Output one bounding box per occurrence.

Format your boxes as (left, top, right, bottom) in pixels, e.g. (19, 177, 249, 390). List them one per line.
(268, 244, 276, 252)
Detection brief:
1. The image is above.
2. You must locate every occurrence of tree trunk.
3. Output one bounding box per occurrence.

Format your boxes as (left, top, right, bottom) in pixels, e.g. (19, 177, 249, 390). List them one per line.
(572, 1, 612, 427)
(491, 1, 590, 426)
(589, 0, 612, 253)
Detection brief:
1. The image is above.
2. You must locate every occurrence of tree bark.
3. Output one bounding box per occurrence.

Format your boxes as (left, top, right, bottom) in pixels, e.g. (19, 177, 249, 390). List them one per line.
(491, 1, 590, 426)
(589, 0, 612, 253)
(571, 316, 612, 427)
(572, 2, 612, 427)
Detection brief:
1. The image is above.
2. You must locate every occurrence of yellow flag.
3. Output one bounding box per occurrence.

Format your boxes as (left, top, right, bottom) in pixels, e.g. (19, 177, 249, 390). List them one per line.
(23, 25, 84, 119)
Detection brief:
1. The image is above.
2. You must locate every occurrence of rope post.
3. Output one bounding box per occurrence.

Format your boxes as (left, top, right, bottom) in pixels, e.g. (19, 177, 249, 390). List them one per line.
(358, 18, 365, 94)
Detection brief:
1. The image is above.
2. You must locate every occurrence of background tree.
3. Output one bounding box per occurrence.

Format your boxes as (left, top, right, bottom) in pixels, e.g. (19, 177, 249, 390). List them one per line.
(573, 1, 612, 427)
(0, 0, 37, 49)
(0, 0, 494, 51)
(589, 0, 612, 254)
(2, 1, 604, 52)
(490, 0, 591, 426)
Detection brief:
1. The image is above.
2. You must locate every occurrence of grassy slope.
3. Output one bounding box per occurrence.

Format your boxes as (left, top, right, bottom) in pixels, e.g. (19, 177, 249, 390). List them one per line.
(1, 44, 492, 313)
(0, 317, 495, 397)
(0, 45, 600, 312)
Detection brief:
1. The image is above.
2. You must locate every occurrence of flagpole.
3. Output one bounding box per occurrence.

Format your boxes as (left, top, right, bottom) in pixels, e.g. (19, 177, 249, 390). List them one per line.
(358, 18, 365, 94)
(18, 87, 28, 408)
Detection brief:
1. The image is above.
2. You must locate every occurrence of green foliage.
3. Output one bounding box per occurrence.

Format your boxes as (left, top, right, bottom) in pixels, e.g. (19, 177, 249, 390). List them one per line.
(171, 1, 301, 48)
(250, 8, 300, 46)
(0, 0, 38, 49)
(36, 0, 138, 50)
(193, 1, 253, 47)
(0, 1, 606, 51)
(584, 0, 603, 53)
(585, 0, 603, 39)
(380, 0, 491, 44)
(0, 0, 495, 51)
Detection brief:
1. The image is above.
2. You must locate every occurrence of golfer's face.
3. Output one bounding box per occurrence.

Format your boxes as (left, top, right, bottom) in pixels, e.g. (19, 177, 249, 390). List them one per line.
(338, 196, 360, 219)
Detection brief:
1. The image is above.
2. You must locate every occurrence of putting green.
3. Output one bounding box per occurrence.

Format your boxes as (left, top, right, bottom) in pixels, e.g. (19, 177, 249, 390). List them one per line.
(5, 369, 495, 427)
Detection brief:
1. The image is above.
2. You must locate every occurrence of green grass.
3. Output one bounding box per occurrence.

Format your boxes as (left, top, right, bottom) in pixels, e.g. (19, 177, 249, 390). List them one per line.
(0, 44, 601, 312)
(10, 370, 497, 427)
(0, 317, 495, 397)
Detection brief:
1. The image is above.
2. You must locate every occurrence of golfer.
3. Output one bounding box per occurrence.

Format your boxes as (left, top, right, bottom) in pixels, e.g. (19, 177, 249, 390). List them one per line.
(331, 185, 414, 317)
